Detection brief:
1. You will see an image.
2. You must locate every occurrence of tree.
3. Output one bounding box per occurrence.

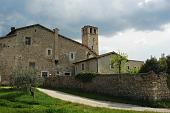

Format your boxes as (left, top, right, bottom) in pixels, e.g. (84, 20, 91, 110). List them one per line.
(111, 52, 128, 74)
(140, 56, 159, 73)
(158, 54, 168, 73)
(166, 55, 170, 75)
(10, 68, 43, 92)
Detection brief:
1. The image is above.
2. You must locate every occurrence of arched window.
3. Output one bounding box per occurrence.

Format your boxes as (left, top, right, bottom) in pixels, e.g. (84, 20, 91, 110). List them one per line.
(90, 28, 92, 34)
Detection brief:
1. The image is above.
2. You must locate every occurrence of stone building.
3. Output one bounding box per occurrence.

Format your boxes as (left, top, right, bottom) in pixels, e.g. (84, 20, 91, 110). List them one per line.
(74, 52, 144, 75)
(0, 24, 143, 84)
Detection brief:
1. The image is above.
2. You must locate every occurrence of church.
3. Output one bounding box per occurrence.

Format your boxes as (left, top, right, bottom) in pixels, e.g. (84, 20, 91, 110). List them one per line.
(0, 24, 143, 84)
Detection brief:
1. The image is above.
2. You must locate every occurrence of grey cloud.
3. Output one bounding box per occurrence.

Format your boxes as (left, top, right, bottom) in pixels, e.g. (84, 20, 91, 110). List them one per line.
(1, 0, 170, 38)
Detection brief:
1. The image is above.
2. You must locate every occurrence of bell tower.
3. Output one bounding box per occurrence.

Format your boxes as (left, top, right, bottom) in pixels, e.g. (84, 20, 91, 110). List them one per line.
(82, 25, 99, 55)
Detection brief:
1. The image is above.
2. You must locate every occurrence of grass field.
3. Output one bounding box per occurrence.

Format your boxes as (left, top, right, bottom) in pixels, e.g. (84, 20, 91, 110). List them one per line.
(53, 88, 170, 108)
(0, 87, 159, 113)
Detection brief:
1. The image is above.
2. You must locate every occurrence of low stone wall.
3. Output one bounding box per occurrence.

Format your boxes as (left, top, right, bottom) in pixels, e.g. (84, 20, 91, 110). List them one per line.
(44, 72, 170, 100)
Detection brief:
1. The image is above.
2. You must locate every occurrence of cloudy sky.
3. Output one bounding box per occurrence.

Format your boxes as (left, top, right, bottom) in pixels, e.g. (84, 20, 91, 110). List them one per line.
(0, 0, 170, 61)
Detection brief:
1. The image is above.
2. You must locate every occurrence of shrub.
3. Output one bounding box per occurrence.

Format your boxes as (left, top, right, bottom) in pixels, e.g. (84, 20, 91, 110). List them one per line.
(75, 73, 97, 83)
(127, 67, 140, 74)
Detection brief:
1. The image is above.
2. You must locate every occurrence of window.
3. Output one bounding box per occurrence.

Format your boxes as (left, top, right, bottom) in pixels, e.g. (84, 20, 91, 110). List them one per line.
(25, 37, 31, 45)
(48, 50, 52, 55)
(127, 66, 130, 70)
(94, 29, 96, 34)
(41, 71, 49, 78)
(71, 53, 74, 59)
(69, 52, 75, 61)
(57, 71, 60, 74)
(47, 48, 52, 56)
(29, 62, 35, 69)
(64, 72, 71, 76)
(90, 28, 92, 34)
(82, 63, 85, 70)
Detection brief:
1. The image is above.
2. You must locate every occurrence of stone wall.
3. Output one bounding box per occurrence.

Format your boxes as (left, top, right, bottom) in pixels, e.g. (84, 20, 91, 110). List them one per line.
(58, 35, 96, 76)
(0, 35, 17, 84)
(75, 54, 144, 75)
(0, 24, 97, 84)
(44, 72, 170, 101)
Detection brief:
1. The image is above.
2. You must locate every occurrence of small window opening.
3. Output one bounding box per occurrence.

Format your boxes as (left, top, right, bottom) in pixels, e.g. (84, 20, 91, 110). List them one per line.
(64, 72, 71, 76)
(29, 62, 35, 69)
(82, 63, 85, 70)
(47, 49, 52, 56)
(25, 37, 31, 45)
(90, 28, 92, 34)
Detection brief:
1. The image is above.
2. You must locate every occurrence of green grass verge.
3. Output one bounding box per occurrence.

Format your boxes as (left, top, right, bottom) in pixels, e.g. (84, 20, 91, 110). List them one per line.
(52, 87, 170, 108)
(0, 87, 158, 113)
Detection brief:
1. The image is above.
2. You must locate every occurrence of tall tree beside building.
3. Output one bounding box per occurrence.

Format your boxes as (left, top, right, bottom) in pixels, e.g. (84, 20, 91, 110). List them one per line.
(111, 52, 128, 74)
(158, 54, 168, 73)
(140, 56, 159, 73)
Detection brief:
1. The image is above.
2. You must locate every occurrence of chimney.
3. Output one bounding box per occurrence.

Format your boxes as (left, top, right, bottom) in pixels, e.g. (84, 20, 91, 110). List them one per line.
(53, 28, 59, 33)
(11, 27, 15, 31)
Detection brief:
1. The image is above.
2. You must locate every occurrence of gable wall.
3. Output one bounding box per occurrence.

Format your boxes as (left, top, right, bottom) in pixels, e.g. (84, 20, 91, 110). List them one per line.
(14, 26, 56, 76)
(57, 36, 97, 75)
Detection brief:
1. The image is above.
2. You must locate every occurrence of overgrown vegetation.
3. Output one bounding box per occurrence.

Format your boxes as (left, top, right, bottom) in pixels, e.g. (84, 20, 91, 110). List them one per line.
(140, 54, 170, 74)
(0, 87, 157, 113)
(75, 73, 97, 83)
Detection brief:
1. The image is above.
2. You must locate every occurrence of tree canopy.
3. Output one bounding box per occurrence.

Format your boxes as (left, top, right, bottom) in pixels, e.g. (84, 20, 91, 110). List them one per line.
(111, 52, 128, 74)
(140, 54, 170, 74)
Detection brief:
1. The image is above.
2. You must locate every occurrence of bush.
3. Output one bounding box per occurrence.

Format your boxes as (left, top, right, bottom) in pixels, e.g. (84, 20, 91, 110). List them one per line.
(127, 67, 140, 74)
(75, 73, 97, 83)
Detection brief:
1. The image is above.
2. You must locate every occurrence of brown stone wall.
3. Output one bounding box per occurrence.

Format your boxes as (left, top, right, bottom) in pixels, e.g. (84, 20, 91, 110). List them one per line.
(0, 35, 17, 84)
(0, 25, 97, 84)
(15, 26, 56, 76)
(44, 73, 170, 101)
(75, 58, 98, 75)
(57, 36, 96, 75)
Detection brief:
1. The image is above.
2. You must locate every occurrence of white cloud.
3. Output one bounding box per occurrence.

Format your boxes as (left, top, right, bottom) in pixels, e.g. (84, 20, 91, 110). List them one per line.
(99, 23, 170, 61)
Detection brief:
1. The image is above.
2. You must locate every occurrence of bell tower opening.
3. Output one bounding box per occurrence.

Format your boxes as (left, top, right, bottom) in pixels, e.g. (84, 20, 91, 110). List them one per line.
(82, 25, 99, 55)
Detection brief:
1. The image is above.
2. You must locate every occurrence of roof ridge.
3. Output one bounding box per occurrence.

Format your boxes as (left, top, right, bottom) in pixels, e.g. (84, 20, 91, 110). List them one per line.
(5, 24, 54, 36)
(58, 34, 98, 56)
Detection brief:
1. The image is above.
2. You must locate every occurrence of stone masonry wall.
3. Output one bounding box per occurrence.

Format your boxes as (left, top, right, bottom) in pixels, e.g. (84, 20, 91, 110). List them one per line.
(44, 72, 170, 101)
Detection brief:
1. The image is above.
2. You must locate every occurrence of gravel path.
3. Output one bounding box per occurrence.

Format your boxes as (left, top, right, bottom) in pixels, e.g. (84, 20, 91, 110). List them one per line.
(38, 88, 170, 113)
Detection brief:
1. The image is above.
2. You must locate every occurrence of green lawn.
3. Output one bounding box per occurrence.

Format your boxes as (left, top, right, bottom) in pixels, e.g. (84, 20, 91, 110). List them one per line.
(0, 87, 158, 113)
(52, 88, 170, 108)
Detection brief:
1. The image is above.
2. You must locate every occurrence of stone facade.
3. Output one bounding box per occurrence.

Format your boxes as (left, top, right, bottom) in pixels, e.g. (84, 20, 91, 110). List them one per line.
(0, 24, 144, 85)
(44, 72, 170, 101)
(74, 52, 144, 75)
(0, 24, 97, 84)
(82, 26, 99, 55)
